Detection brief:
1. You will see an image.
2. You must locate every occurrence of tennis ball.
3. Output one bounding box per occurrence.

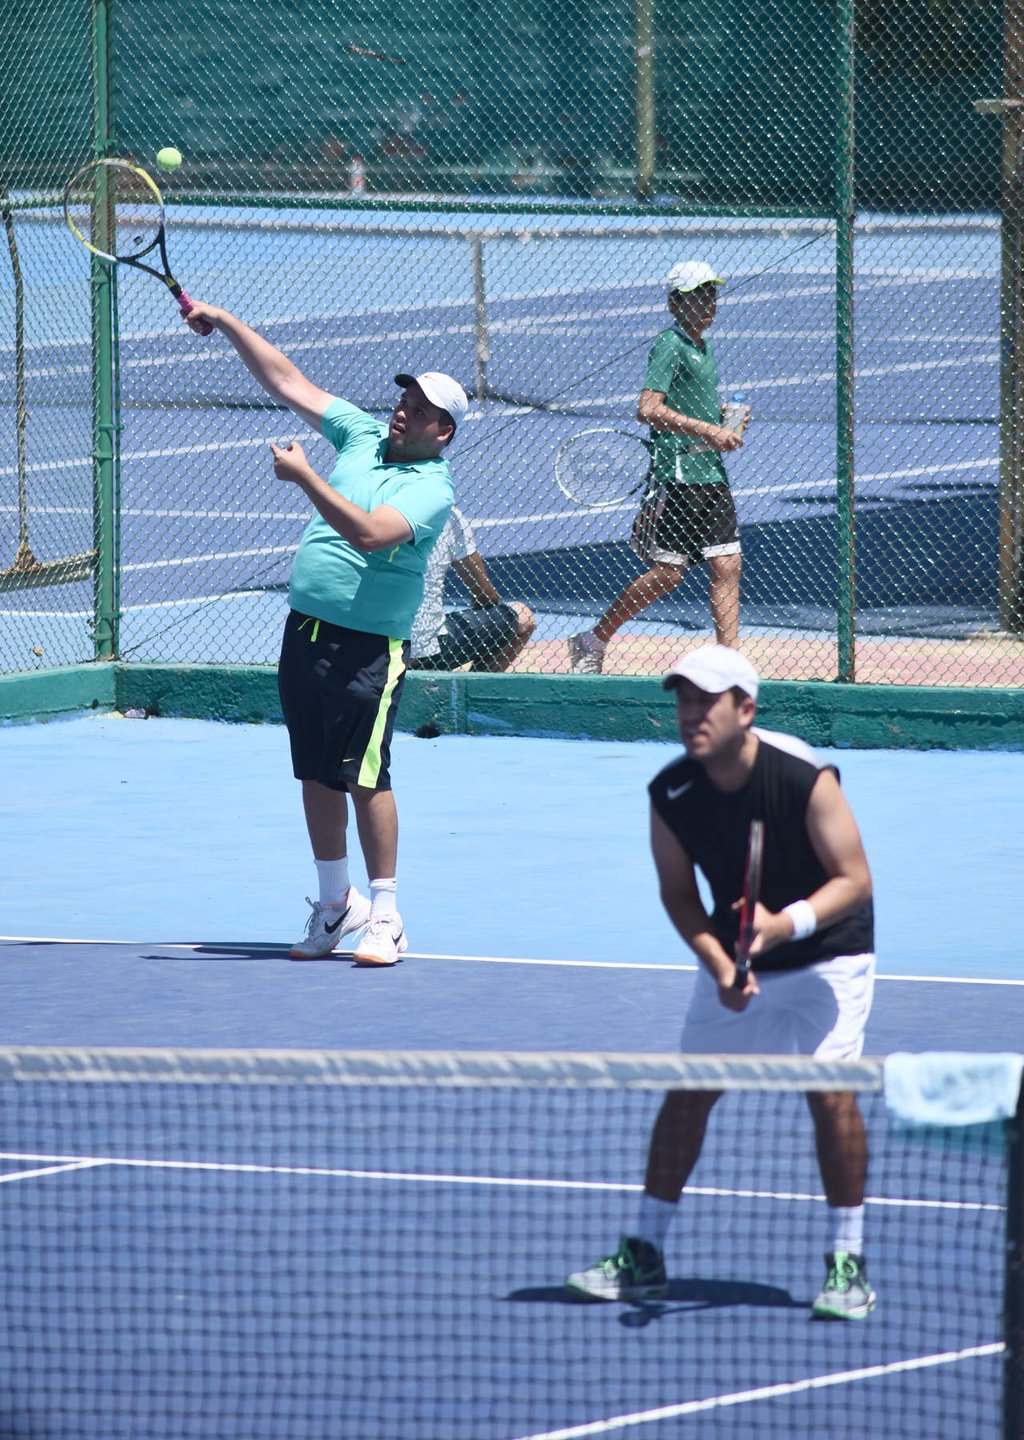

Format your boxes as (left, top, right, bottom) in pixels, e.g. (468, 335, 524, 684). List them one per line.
(156, 146, 183, 172)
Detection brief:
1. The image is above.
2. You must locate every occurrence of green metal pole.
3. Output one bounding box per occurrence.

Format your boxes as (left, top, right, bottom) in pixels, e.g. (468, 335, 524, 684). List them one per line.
(90, 0, 119, 660)
(834, 0, 856, 681)
(999, 1, 1024, 634)
(635, 0, 656, 203)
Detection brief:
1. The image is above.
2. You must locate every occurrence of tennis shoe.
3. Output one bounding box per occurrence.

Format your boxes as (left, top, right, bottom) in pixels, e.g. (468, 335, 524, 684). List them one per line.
(811, 1251, 877, 1320)
(289, 890, 371, 959)
(568, 631, 605, 675)
(353, 914, 409, 967)
(565, 1236, 667, 1302)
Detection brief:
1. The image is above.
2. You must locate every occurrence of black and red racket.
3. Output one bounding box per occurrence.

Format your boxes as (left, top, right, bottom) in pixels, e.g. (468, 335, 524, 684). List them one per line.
(733, 818, 765, 989)
(63, 158, 212, 333)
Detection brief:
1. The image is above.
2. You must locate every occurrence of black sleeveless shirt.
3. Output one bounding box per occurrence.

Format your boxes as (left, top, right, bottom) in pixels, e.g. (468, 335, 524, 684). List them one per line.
(648, 729, 874, 972)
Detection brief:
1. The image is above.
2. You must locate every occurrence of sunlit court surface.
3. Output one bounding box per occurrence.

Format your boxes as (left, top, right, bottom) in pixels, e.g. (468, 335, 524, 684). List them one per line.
(1, 717, 1022, 1438)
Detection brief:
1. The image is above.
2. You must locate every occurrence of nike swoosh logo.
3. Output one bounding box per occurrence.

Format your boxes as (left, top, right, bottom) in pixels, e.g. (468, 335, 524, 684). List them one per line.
(667, 781, 694, 799)
(324, 909, 349, 935)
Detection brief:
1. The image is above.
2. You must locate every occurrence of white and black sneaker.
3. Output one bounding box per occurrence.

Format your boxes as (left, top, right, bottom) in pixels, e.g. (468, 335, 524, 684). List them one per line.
(567, 631, 606, 675)
(289, 891, 371, 959)
(565, 1237, 668, 1302)
(811, 1251, 877, 1320)
(353, 914, 409, 967)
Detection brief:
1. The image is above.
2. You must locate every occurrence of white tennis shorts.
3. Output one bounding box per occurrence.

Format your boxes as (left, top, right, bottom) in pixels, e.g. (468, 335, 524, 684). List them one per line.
(679, 953, 876, 1060)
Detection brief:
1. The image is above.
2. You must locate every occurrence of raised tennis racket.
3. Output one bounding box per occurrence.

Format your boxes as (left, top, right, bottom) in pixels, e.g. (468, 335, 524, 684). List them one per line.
(554, 427, 652, 509)
(733, 818, 765, 989)
(63, 158, 212, 333)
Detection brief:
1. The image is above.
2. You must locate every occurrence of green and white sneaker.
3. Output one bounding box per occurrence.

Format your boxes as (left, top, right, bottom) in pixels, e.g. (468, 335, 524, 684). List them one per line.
(565, 1237, 668, 1302)
(811, 1251, 877, 1320)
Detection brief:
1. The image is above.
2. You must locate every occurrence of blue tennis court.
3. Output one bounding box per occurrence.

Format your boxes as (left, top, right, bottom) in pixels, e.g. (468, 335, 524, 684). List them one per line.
(0, 717, 1021, 1436)
(2, 212, 1001, 666)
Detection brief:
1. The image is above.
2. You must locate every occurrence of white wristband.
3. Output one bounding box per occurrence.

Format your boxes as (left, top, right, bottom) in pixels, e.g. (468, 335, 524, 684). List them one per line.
(783, 900, 817, 941)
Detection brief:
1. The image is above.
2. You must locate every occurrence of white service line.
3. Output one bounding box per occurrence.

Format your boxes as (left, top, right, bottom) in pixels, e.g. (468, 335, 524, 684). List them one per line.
(0, 1158, 108, 1184)
(0, 1151, 998, 1212)
(506, 1344, 1004, 1440)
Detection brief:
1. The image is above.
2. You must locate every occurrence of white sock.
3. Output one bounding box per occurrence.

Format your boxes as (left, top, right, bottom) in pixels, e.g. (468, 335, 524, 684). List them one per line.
(583, 630, 605, 652)
(830, 1205, 865, 1255)
(315, 857, 350, 907)
(635, 1193, 676, 1251)
(369, 878, 397, 920)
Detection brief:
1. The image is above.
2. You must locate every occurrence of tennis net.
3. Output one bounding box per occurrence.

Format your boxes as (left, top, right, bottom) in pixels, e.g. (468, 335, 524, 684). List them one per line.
(0, 1047, 1019, 1440)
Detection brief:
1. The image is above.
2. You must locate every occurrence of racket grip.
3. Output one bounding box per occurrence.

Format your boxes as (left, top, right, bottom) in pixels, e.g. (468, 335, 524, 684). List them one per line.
(178, 292, 213, 336)
(733, 957, 751, 990)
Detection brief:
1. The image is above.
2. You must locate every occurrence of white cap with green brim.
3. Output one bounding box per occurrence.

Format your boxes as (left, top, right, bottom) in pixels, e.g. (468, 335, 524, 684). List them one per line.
(665, 261, 724, 294)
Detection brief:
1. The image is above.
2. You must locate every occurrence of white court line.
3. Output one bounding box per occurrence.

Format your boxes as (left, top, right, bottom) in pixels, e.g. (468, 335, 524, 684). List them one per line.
(1, 936, 1022, 987)
(0, 1151, 1000, 1212)
(507, 1344, 1004, 1440)
(0, 1158, 108, 1183)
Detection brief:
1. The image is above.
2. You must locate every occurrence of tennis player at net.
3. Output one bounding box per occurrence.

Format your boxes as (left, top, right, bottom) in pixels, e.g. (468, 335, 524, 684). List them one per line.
(566, 645, 878, 1319)
(185, 301, 463, 967)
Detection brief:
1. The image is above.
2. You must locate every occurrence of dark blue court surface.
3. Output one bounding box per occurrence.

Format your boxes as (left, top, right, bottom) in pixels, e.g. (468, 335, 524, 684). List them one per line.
(1, 718, 1021, 1438)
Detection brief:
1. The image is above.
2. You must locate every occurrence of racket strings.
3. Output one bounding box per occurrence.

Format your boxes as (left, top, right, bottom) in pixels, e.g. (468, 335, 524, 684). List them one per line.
(66, 163, 164, 262)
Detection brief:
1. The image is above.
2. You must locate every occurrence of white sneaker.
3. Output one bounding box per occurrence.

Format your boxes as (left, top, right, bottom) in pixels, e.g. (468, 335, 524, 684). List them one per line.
(353, 913, 410, 967)
(289, 890, 371, 959)
(568, 631, 605, 675)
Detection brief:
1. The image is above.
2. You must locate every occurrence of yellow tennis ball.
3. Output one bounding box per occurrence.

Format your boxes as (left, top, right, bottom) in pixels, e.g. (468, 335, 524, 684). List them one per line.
(156, 146, 183, 172)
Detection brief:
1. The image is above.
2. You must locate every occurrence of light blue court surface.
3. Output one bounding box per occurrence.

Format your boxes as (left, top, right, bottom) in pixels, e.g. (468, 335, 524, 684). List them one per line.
(0, 714, 1021, 1002)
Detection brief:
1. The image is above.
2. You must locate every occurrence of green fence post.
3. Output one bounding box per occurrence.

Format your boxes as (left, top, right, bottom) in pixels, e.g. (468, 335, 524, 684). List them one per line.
(834, 0, 856, 681)
(634, 0, 655, 203)
(90, 0, 119, 661)
(999, 1, 1024, 635)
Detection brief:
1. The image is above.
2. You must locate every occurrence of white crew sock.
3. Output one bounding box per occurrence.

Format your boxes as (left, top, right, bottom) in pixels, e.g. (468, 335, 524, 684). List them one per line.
(369, 878, 398, 920)
(635, 1193, 676, 1251)
(314, 857, 350, 907)
(830, 1204, 865, 1255)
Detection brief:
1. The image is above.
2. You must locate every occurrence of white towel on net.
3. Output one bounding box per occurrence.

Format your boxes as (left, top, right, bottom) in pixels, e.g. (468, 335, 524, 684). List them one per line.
(884, 1051, 1024, 1128)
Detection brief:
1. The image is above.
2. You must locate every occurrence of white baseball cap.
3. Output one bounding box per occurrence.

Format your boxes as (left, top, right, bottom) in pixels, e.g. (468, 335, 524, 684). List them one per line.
(665, 261, 724, 294)
(394, 371, 469, 428)
(662, 644, 759, 699)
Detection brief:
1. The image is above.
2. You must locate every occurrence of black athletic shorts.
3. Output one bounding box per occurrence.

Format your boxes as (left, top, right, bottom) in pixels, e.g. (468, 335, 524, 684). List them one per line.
(277, 610, 408, 793)
(408, 603, 520, 670)
(630, 480, 741, 567)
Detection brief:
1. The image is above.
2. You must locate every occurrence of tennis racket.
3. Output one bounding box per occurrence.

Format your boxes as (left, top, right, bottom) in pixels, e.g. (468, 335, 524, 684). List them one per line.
(733, 818, 765, 989)
(554, 427, 652, 508)
(63, 158, 212, 333)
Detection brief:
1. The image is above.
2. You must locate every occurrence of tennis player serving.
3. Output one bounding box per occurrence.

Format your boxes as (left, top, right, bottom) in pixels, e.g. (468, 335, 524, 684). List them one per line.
(183, 300, 463, 967)
(566, 644, 878, 1320)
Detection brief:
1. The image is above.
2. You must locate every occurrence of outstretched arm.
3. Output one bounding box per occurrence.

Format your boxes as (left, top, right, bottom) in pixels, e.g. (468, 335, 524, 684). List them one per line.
(184, 302, 334, 431)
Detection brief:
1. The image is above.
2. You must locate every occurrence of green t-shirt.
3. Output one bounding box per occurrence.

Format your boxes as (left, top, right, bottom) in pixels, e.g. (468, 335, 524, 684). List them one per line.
(643, 325, 727, 486)
(287, 398, 455, 638)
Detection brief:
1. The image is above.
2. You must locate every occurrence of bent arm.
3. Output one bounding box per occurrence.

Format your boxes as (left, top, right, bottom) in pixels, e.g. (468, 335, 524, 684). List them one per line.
(452, 551, 502, 607)
(637, 388, 743, 453)
(269, 443, 413, 550)
(185, 302, 334, 430)
(754, 770, 873, 955)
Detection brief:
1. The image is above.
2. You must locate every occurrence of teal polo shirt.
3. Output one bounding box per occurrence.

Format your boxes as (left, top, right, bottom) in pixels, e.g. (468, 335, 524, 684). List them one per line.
(643, 325, 727, 486)
(287, 398, 455, 638)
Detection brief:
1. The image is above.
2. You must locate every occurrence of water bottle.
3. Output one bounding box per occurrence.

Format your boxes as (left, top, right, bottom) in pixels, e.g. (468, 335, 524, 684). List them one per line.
(721, 391, 750, 438)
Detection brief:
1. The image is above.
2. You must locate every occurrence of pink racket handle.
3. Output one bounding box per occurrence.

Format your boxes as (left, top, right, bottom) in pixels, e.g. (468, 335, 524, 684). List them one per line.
(178, 292, 213, 336)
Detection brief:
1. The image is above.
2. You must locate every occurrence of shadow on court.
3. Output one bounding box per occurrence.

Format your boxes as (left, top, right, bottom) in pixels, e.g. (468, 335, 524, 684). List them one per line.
(508, 1278, 801, 1314)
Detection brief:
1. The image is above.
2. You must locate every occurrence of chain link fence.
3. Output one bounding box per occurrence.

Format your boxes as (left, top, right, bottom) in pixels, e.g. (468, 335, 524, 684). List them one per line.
(1, 0, 1021, 688)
